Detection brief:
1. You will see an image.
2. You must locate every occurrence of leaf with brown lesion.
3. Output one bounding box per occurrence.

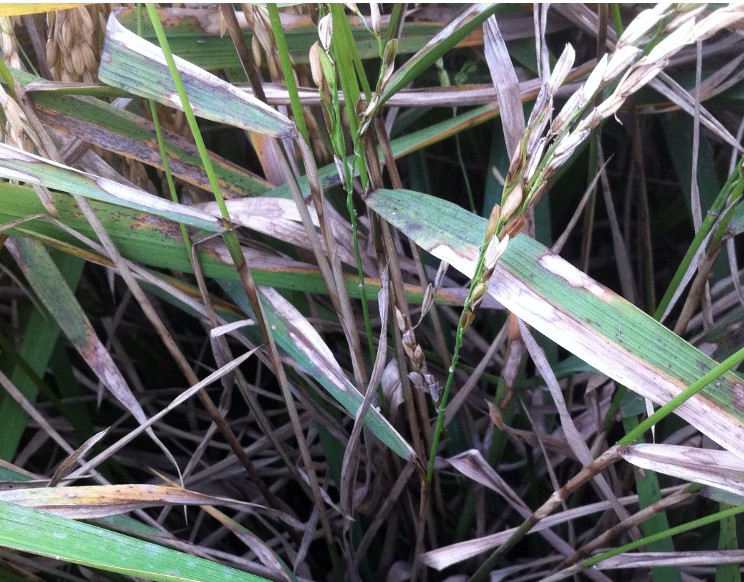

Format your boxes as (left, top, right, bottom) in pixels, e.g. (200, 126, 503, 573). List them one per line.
(366, 187, 744, 459)
(0, 142, 222, 232)
(0, 484, 301, 528)
(99, 13, 297, 140)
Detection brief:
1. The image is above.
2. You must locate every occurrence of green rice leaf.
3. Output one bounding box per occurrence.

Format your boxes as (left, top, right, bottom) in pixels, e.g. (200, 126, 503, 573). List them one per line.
(99, 13, 295, 139)
(0, 500, 269, 582)
(366, 188, 744, 459)
(380, 4, 499, 104)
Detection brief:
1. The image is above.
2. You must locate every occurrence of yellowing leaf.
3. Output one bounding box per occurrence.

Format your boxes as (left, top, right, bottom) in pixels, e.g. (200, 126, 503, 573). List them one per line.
(0, 4, 80, 16)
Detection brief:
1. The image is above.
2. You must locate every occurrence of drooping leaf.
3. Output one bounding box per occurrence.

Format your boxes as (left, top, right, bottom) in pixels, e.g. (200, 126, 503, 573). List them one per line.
(0, 500, 269, 582)
(99, 13, 296, 139)
(366, 188, 744, 459)
(220, 280, 415, 460)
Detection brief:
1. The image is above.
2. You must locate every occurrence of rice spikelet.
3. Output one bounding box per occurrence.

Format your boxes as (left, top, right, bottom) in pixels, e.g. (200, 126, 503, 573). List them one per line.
(47, 6, 108, 83)
(0, 16, 21, 70)
(0, 85, 41, 153)
(0, 17, 40, 153)
(498, 2, 744, 241)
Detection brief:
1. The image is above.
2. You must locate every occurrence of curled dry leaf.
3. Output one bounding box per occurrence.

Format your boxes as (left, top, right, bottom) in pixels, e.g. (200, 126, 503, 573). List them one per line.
(49, 429, 109, 486)
(0, 484, 301, 528)
(620, 444, 744, 496)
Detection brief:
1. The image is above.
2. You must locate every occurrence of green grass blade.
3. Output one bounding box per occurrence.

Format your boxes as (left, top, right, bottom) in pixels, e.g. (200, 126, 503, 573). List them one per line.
(366, 188, 744, 458)
(267, 4, 309, 144)
(99, 13, 295, 139)
(329, 4, 365, 132)
(0, 500, 269, 582)
(0, 251, 83, 460)
(380, 4, 499, 104)
(717, 502, 740, 582)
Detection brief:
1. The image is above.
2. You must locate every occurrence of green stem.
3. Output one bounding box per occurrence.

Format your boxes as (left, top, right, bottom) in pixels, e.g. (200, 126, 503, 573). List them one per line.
(425, 251, 487, 483)
(350, 202, 374, 362)
(145, 5, 228, 223)
(146, 7, 342, 576)
(267, 4, 310, 144)
(654, 161, 744, 320)
(136, 5, 190, 259)
(0, 54, 16, 98)
(321, 4, 375, 362)
(619, 343, 744, 445)
(610, 4, 624, 36)
(581, 491, 741, 569)
(330, 3, 371, 101)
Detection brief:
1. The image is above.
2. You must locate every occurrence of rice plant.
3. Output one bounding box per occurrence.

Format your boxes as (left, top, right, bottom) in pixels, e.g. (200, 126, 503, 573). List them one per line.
(0, 3, 743, 581)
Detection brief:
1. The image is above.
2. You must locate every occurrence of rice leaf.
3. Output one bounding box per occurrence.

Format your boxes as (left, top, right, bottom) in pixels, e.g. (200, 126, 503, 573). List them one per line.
(30, 90, 272, 198)
(620, 444, 744, 497)
(380, 4, 499, 104)
(366, 188, 744, 459)
(0, 143, 221, 232)
(483, 15, 525, 156)
(0, 500, 269, 582)
(0, 183, 465, 306)
(219, 280, 415, 460)
(99, 13, 295, 139)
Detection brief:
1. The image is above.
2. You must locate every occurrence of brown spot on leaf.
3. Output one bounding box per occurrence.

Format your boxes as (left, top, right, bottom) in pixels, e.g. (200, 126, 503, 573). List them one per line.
(130, 211, 185, 239)
(731, 382, 744, 410)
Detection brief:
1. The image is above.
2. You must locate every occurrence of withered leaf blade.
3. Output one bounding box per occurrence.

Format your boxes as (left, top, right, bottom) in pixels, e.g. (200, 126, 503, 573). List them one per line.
(483, 15, 525, 158)
(621, 444, 744, 496)
(0, 484, 301, 529)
